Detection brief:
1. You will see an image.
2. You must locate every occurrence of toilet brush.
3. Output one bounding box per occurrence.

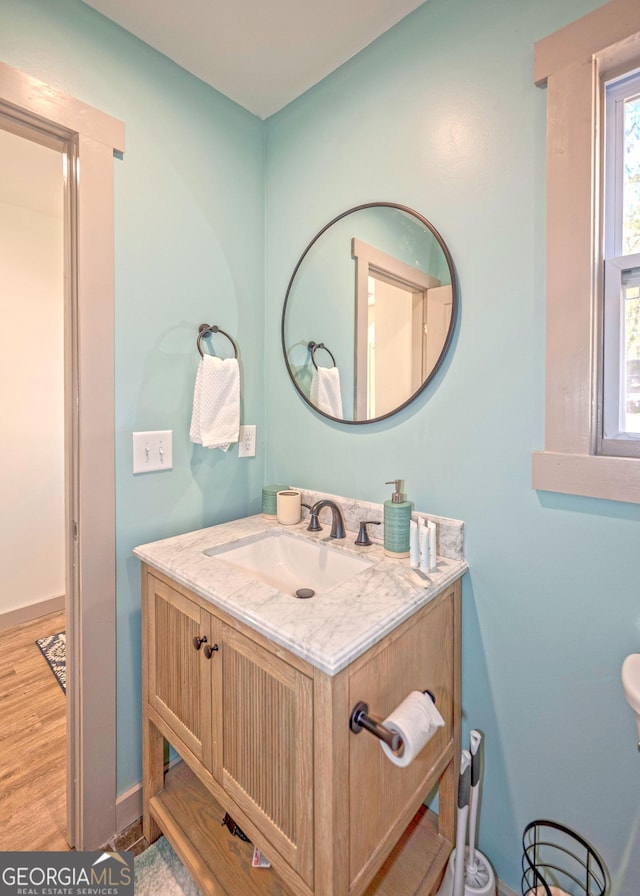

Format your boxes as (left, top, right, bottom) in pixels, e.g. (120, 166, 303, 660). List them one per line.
(463, 729, 496, 896)
(434, 750, 471, 896)
(436, 738, 496, 896)
(466, 731, 483, 881)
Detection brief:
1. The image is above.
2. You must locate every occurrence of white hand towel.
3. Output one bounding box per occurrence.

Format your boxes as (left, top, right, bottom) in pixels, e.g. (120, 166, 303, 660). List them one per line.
(190, 355, 240, 451)
(310, 366, 343, 418)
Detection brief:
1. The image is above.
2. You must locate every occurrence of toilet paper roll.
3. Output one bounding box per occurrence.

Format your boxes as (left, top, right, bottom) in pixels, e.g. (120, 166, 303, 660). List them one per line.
(380, 690, 445, 768)
(277, 489, 302, 525)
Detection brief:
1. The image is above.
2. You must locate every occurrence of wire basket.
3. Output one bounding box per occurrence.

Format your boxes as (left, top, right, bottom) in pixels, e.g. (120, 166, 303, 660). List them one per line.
(521, 820, 607, 896)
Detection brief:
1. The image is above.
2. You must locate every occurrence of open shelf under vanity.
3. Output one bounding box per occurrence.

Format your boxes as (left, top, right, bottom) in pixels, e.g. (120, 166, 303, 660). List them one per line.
(151, 761, 451, 896)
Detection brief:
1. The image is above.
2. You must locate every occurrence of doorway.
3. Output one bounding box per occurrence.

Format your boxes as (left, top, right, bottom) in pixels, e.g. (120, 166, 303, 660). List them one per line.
(0, 129, 65, 621)
(0, 60, 124, 849)
(353, 237, 451, 421)
(0, 126, 67, 847)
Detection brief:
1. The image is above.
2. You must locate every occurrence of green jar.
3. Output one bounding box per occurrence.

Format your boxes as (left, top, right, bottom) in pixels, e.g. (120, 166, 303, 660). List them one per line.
(262, 483, 290, 518)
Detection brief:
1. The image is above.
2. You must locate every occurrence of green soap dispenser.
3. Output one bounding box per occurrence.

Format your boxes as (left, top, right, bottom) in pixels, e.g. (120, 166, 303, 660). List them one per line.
(383, 479, 414, 558)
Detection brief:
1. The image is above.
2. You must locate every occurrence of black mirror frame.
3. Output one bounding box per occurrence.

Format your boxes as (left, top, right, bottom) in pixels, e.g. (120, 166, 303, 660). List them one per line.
(281, 202, 459, 425)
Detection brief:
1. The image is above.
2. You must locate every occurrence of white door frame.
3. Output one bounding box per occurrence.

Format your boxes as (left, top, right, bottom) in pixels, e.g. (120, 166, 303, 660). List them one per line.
(0, 61, 124, 849)
(352, 237, 440, 421)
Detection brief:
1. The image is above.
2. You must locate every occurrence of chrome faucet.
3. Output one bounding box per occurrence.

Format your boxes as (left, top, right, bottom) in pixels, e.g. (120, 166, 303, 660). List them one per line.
(306, 499, 346, 539)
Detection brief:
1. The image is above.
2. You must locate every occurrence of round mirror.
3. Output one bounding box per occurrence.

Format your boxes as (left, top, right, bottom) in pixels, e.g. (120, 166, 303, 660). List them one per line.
(281, 202, 458, 423)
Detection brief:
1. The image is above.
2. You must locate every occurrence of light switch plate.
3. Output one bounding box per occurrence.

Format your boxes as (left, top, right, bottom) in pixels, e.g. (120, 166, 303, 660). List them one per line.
(133, 430, 173, 473)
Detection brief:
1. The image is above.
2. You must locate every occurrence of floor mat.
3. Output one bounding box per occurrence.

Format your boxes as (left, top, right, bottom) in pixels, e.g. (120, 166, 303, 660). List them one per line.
(35, 631, 66, 693)
(134, 836, 202, 896)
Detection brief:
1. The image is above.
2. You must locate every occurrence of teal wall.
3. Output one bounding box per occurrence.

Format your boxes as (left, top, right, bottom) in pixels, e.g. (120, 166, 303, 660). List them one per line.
(0, 0, 266, 799)
(2, 0, 640, 892)
(265, 0, 640, 892)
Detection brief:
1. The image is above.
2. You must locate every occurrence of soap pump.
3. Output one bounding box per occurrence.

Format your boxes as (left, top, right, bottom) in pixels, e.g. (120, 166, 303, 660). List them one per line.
(383, 479, 414, 558)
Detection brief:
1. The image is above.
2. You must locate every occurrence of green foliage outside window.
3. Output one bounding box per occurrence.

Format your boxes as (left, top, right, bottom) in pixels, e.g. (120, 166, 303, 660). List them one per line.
(624, 93, 640, 254)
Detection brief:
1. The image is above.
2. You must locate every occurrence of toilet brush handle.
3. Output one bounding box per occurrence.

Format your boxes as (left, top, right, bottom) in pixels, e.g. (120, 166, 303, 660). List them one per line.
(467, 788, 479, 873)
(452, 751, 471, 896)
(467, 730, 484, 871)
(470, 730, 483, 788)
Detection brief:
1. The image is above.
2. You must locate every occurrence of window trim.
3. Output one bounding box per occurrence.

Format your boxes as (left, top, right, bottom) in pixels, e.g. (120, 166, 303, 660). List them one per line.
(532, 0, 640, 503)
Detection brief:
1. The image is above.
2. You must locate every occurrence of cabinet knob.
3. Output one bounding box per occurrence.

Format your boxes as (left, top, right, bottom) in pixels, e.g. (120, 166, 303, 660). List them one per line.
(204, 643, 219, 659)
(193, 635, 208, 651)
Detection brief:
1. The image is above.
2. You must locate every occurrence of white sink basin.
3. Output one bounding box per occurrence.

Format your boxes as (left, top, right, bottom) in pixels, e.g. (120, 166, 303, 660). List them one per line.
(204, 529, 372, 596)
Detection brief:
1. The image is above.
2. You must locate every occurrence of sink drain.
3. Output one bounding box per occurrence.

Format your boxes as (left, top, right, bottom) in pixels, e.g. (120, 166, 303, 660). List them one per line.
(295, 587, 315, 599)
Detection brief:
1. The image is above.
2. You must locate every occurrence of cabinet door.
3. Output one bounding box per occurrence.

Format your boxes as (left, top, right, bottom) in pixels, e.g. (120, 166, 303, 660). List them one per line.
(347, 588, 456, 891)
(219, 624, 314, 888)
(146, 574, 212, 767)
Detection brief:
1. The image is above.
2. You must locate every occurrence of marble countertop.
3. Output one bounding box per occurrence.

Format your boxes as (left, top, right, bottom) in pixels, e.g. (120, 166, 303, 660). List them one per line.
(134, 514, 467, 676)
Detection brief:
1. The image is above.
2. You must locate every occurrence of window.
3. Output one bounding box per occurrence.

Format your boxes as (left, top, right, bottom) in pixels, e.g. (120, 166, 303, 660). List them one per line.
(604, 72, 640, 259)
(601, 71, 640, 455)
(532, 0, 640, 503)
(602, 254, 640, 450)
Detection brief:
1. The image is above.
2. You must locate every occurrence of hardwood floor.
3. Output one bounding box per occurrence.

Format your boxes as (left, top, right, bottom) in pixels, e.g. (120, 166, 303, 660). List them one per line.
(0, 610, 68, 850)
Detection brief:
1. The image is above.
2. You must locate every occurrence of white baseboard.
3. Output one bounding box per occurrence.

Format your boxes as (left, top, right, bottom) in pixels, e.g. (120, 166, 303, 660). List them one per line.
(0, 594, 65, 631)
(498, 879, 520, 896)
(115, 780, 143, 833)
(115, 755, 183, 835)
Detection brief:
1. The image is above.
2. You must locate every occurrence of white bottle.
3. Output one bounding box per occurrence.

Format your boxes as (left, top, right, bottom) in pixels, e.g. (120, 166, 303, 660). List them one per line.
(409, 520, 419, 568)
(427, 520, 437, 572)
(419, 517, 430, 572)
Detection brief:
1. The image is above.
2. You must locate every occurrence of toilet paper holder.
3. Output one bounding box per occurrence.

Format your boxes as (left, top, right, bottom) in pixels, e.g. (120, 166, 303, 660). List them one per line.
(349, 690, 436, 750)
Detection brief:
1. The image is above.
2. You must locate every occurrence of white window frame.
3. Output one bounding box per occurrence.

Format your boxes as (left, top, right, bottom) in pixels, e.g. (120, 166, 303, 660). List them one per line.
(532, 0, 640, 503)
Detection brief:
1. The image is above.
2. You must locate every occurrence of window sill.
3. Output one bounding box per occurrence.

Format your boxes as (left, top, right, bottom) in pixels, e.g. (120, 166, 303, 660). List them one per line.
(532, 450, 640, 504)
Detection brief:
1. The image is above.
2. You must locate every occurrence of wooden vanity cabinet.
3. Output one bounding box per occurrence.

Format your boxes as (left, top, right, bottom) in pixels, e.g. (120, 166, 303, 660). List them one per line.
(143, 568, 314, 891)
(141, 563, 461, 896)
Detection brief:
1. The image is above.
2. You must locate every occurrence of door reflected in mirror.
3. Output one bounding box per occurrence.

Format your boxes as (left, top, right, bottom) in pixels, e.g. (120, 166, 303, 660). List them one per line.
(281, 203, 457, 424)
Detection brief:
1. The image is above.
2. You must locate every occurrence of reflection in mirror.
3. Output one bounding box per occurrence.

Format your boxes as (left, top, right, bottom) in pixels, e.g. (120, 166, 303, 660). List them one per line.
(281, 203, 457, 423)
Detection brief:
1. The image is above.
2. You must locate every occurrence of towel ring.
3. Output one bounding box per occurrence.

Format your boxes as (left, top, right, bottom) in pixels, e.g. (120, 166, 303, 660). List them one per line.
(308, 341, 336, 370)
(197, 323, 238, 359)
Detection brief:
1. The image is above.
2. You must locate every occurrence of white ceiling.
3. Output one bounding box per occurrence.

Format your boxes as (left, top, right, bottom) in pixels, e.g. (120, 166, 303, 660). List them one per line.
(80, 0, 428, 119)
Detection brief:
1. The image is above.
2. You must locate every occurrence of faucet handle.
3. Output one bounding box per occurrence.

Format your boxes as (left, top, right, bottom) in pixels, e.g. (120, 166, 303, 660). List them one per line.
(355, 520, 381, 546)
(304, 504, 322, 532)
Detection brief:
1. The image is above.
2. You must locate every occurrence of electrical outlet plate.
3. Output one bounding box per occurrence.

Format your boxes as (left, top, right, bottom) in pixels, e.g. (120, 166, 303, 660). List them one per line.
(133, 430, 173, 473)
(238, 424, 256, 457)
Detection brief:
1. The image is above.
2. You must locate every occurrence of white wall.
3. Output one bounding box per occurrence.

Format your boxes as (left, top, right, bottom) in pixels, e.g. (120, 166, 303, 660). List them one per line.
(0, 130, 65, 615)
